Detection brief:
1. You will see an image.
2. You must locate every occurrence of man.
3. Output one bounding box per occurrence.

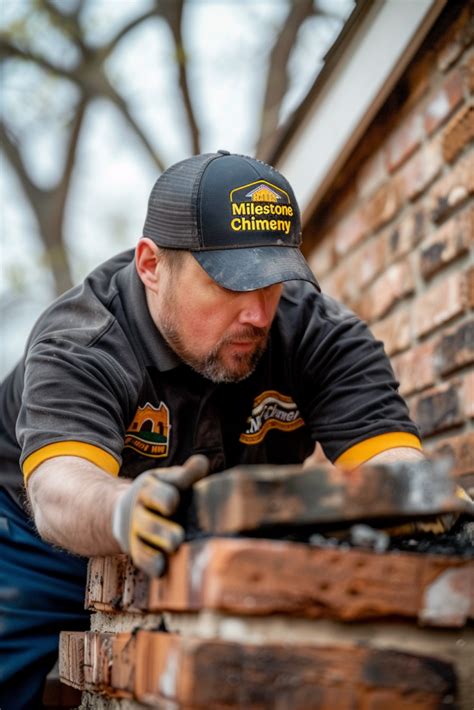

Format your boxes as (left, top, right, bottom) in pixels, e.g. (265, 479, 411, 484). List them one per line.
(0, 151, 422, 708)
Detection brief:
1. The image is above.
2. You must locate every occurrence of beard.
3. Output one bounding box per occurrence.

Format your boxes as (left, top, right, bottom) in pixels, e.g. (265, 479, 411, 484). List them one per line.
(158, 315, 269, 383)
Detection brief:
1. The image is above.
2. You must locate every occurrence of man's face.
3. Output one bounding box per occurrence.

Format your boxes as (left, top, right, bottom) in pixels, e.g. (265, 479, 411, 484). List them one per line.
(150, 253, 283, 383)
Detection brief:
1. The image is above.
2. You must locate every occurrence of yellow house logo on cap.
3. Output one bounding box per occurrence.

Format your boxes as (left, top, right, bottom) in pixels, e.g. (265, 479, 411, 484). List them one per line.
(229, 180, 293, 235)
(245, 184, 281, 202)
(125, 401, 171, 458)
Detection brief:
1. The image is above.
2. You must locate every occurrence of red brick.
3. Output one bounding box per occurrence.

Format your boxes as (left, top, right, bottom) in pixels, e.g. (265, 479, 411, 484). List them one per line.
(396, 141, 442, 201)
(424, 69, 464, 135)
(442, 104, 474, 163)
(434, 318, 474, 375)
(429, 151, 474, 223)
(436, 4, 472, 72)
(83, 631, 112, 691)
(437, 39, 464, 73)
(59, 631, 85, 690)
(364, 182, 400, 233)
(371, 306, 411, 356)
(356, 150, 386, 199)
(352, 231, 387, 290)
(145, 539, 474, 625)
(420, 206, 473, 280)
(361, 259, 415, 322)
(307, 238, 335, 279)
(412, 382, 464, 436)
(463, 370, 474, 418)
(132, 631, 457, 708)
(413, 271, 468, 338)
(386, 209, 425, 263)
(468, 264, 474, 308)
(85, 555, 128, 612)
(427, 431, 474, 480)
(392, 341, 436, 396)
(384, 111, 423, 172)
(463, 51, 474, 94)
(333, 206, 367, 257)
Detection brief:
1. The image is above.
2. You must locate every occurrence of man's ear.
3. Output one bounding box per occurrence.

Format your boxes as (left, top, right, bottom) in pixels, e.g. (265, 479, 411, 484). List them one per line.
(135, 238, 162, 292)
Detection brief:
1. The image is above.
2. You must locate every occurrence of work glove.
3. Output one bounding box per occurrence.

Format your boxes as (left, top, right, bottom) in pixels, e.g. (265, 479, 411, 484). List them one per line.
(112, 454, 209, 577)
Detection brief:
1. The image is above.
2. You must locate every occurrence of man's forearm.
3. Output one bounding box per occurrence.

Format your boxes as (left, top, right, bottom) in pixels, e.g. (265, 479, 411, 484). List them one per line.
(27, 456, 131, 556)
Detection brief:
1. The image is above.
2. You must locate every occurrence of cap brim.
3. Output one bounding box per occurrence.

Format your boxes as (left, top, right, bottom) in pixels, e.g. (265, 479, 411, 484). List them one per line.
(191, 246, 320, 292)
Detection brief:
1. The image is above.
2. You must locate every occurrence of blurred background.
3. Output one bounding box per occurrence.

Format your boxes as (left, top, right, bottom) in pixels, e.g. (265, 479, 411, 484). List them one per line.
(0, 0, 354, 377)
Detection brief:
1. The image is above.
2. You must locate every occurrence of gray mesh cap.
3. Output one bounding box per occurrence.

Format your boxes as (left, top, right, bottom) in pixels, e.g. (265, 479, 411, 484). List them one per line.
(142, 150, 319, 292)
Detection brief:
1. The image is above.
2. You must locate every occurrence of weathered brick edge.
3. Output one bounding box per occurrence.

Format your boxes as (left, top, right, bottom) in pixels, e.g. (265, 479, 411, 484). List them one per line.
(85, 540, 474, 627)
(60, 629, 457, 709)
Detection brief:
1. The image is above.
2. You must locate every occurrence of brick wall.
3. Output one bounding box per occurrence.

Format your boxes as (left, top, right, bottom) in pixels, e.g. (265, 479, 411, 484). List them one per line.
(304, 2, 473, 493)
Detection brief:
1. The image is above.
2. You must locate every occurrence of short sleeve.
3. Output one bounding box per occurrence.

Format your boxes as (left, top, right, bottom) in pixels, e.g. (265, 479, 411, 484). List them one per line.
(17, 338, 133, 481)
(292, 296, 421, 464)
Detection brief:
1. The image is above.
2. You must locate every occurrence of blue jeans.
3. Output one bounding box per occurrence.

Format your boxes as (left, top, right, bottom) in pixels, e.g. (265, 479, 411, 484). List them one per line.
(0, 487, 90, 709)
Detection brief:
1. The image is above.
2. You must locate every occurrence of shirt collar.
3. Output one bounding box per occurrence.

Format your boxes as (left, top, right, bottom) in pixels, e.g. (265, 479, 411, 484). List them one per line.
(117, 254, 181, 371)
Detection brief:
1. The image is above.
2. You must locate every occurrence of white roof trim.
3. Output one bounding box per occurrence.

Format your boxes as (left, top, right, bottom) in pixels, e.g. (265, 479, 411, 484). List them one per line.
(276, 0, 447, 223)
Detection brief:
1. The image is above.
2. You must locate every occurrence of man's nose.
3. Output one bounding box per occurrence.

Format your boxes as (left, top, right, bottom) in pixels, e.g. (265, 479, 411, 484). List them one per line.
(238, 289, 273, 328)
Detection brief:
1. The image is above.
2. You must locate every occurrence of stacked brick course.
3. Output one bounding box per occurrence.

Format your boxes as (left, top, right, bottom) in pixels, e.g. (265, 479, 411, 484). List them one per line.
(60, 463, 474, 709)
(305, 2, 473, 494)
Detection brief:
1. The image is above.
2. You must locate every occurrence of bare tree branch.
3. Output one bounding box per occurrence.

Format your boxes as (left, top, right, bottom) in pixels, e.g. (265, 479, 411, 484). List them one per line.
(37, 0, 87, 55)
(103, 81, 166, 172)
(0, 38, 80, 85)
(255, 0, 314, 158)
(101, 8, 163, 61)
(0, 120, 46, 207)
(163, 0, 200, 155)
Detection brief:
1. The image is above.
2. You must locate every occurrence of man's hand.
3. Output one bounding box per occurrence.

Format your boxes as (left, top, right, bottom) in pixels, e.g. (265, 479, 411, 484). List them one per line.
(112, 455, 209, 576)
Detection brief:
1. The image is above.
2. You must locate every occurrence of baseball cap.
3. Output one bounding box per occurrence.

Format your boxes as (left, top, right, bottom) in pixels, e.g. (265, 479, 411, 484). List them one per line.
(142, 150, 319, 292)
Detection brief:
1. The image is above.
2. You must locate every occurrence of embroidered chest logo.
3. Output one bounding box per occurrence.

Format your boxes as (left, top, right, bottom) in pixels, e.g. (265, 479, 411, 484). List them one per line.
(124, 402, 171, 458)
(229, 180, 294, 236)
(239, 390, 304, 445)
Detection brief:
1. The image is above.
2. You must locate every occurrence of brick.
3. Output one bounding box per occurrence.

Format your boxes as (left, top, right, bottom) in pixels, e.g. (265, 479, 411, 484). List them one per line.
(307, 238, 335, 279)
(59, 631, 85, 690)
(333, 206, 367, 257)
(352, 231, 387, 290)
(413, 382, 464, 436)
(468, 264, 474, 308)
(429, 151, 474, 223)
(428, 431, 474, 480)
(424, 69, 464, 135)
(144, 539, 474, 629)
(437, 4, 472, 72)
(356, 150, 386, 199)
(434, 319, 474, 375)
(364, 181, 400, 233)
(371, 306, 411, 356)
(85, 555, 128, 612)
(386, 209, 424, 263)
(360, 259, 414, 322)
(420, 206, 473, 280)
(192, 460, 472, 536)
(442, 104, 474, 163)
(132, 631, 457, 708)
(437, 39, 463, 73)
(396, 141, 442, 201)
(384, 110, 423, 172)
(392, 341, 435, 396)
(83, 631, 113, 691)
(463, 51, 474, 94)
(413, 271, 467, 337)
(463, 370, 474, 418)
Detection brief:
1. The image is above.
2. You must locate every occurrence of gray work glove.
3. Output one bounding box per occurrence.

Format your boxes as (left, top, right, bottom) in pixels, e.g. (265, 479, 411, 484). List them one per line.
(112, 454, 209, 577)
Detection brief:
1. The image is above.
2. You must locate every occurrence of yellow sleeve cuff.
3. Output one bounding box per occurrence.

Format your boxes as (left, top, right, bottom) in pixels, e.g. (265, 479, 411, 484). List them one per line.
(23, 441, 120, 482)
(335, 432, 422, 467)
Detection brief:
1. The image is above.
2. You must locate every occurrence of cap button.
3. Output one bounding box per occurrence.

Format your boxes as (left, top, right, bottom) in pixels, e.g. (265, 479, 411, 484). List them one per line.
(217, 149, 230, 155)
